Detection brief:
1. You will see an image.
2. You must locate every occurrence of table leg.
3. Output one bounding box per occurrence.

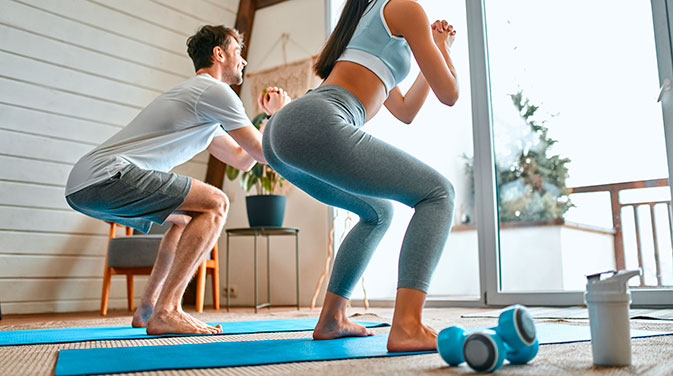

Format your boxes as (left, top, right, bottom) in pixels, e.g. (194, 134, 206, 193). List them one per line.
(254, 233, 258, 313)
(266, 235, 271, 310)
(296, 233, 300, 310)
(226, 233, 230, 312)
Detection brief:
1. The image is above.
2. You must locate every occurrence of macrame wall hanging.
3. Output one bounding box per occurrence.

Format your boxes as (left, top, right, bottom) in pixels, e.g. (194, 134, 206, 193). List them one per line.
(245, 33, 320, 115)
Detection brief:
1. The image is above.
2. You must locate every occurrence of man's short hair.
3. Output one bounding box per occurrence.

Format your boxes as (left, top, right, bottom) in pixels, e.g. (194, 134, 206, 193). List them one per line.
(186, 25, 243, 71)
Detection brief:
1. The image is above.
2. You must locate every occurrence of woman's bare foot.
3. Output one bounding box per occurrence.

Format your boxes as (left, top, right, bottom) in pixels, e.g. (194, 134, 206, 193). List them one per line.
(313, 315, 374, 340)
(386, 321, 437, 352)
(386, 288, 437, 352)
(146, 309, 223, 335)
(313, 291, 374, 340)
(131, 303, 153, 328)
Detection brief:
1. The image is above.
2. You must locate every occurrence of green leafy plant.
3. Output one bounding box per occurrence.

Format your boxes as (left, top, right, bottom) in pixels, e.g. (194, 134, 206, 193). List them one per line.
(463, 90, 573, 222)
(225, 112, 284, 195)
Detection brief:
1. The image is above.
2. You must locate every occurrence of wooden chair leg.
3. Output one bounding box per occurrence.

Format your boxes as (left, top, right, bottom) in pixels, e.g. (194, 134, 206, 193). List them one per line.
(126, 275, 134, 312)
(101, 267, 112, 316)
(211, 243, 220, 310)
(195, 260, 207, 313)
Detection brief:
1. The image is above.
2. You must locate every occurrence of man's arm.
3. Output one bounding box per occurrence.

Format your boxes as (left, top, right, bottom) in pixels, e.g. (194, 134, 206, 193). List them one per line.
(207, 127, 262, 171)
(208, 87, 290, 169)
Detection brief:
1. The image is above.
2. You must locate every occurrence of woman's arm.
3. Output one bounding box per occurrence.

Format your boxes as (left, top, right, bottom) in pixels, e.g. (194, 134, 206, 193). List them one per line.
(384, 72, 430, 124)
(386, 0, 458, 106)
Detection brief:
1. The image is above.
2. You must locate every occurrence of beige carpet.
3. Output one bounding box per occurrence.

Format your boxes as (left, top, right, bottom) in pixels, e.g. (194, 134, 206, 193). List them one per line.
(1, 307, 672, 375)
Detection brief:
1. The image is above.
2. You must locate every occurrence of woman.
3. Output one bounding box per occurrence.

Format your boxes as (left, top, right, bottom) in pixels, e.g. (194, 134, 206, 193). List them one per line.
(262, 0, 458, 352)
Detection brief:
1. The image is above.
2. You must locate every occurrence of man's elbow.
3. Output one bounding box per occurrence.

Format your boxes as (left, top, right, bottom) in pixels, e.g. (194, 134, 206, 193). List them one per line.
(239, 159, 257, 172)
(252, 151, 268, 165)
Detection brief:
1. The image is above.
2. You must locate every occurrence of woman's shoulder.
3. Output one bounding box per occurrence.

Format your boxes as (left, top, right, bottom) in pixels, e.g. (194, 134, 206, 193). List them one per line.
(385, 0, 427, 32)
(386, 0, 422, 10)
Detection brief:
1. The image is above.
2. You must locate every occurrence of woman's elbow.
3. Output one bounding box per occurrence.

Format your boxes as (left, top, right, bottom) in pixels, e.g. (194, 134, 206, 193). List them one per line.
(440, 90, 459, 107)
(399, 114, 415, 125)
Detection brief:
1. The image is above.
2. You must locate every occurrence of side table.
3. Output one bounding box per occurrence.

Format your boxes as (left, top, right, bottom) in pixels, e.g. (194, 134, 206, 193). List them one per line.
(225, 227, 299, 313)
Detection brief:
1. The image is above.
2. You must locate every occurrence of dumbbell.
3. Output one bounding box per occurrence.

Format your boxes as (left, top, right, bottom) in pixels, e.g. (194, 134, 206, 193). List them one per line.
(437, 305, 539, 373)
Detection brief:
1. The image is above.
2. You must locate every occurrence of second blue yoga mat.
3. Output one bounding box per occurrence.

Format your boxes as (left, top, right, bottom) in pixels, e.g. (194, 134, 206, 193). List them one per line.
(0, 318, 389, 346)
(55, 323, 673, 376)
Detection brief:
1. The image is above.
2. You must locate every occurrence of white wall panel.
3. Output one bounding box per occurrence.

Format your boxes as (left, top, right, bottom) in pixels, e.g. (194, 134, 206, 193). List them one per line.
(20, 0, 189, 54)
(0, 232, 107, 256)
(0, 51, 158, 108)
(0, 155, 72, 187)
(0, 279, 148, 301)
(0, 0, 226, 314)
(0, 25, 184, 92)
(151, 0, 237, 26)
(0, 181, 70, 210)
(0, 78, 139, 127)
(0, 207, 108, 234)
(0, 103, 120, 146)
(2, 0, 193, 76)
(0, 130, 94, 165)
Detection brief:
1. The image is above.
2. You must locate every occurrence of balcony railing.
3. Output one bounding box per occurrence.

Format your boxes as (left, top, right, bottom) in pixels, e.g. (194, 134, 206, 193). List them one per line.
(569, 178, 672, 287)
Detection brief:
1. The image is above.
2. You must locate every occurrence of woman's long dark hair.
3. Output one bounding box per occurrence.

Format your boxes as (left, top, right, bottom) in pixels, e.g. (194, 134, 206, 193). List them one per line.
(314, 0, 370, 79)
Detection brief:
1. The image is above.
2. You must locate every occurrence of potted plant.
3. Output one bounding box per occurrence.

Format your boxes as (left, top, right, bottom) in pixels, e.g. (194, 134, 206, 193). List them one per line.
(226, 112, 286, 227)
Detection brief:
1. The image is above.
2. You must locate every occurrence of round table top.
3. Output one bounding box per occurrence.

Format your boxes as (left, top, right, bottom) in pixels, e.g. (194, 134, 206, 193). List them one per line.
(225, 227, 299, 236)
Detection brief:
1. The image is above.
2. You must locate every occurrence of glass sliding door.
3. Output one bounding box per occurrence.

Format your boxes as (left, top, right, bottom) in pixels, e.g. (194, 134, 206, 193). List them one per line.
(468, 0, 673, 306)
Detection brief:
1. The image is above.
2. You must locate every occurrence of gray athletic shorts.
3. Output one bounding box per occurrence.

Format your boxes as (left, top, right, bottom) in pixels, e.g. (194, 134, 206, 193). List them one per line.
(66, 163, 192, 233)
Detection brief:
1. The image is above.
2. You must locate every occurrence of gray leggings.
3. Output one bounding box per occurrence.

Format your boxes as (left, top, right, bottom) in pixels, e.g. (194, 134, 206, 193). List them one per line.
(262, 85, 455, 298)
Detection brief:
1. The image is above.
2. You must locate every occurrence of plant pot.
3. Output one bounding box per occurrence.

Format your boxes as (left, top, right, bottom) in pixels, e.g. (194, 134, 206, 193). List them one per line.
(245, 195, 286, 227)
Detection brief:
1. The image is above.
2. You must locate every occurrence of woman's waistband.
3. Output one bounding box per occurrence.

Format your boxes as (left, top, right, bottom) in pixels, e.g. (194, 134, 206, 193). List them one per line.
(305, 84, 366, 127)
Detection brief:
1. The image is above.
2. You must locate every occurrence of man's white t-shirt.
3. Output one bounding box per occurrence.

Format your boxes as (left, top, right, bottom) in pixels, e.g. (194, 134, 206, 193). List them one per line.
(66, 74, 251, 195)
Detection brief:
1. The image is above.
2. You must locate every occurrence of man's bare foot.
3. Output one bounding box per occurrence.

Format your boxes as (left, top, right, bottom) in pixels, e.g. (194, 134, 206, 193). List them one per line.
(131, 303, 153, 328)
(387, 322, 437, 352)
(180, 309, 223, 332)
(146, 309, 223, 335)
(313, 315, 374, 340)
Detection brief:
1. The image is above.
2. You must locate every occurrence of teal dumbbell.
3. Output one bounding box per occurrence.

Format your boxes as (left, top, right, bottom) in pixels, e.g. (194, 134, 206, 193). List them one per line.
(437, 305, 539, 373)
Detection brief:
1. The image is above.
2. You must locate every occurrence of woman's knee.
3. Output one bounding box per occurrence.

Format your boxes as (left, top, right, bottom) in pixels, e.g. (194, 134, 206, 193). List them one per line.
(363, 199, 394, 228)
(421, 175, 456, 210)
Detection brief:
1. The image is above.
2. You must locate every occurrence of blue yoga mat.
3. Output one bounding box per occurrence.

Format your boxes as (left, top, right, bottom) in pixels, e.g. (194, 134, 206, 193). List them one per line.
(0, 318, 389, 346)
(56, 334, 426, 376)
(55, 323, 672, 376)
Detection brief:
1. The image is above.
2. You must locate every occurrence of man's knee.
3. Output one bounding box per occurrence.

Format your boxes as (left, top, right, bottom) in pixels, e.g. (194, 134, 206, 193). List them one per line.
(207, 190, 229, 225)
(165, 214, 191, 227)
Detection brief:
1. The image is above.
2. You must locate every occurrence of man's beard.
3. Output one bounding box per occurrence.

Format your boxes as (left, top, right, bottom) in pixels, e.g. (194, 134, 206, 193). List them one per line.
(226, 69, 243, 85)
(233, 71, 243, 85)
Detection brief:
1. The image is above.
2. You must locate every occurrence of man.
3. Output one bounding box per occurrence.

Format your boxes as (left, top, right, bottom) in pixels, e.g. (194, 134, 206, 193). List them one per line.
(65, 25, 290, 335)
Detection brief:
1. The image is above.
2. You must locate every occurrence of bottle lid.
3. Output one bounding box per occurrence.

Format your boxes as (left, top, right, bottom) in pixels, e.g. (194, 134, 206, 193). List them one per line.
(585, 269, 641, 294)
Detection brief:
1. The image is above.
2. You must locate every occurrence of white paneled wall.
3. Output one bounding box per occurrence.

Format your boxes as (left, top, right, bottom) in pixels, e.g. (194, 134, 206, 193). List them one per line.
(0, 0, 238, 314)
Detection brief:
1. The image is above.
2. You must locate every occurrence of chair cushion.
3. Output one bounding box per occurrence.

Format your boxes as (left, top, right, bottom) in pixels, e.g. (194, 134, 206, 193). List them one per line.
(107, 235, 163, 268)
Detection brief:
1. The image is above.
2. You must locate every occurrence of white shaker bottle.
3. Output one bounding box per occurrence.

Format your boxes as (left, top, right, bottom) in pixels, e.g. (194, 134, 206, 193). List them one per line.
(584, 269, 641, 366)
